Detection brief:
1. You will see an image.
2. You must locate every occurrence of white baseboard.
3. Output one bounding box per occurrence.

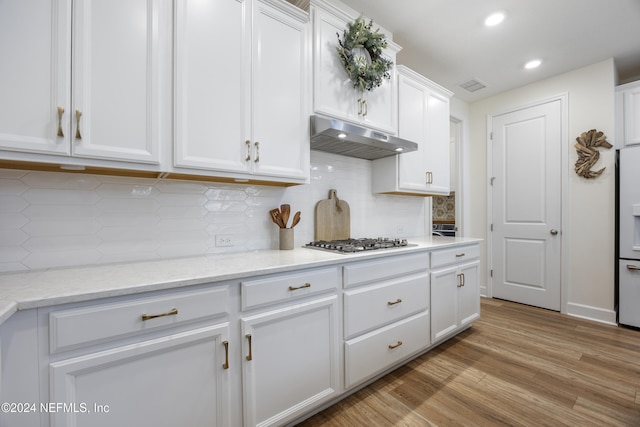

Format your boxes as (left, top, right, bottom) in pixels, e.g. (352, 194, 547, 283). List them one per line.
(566, 302, 617, 325)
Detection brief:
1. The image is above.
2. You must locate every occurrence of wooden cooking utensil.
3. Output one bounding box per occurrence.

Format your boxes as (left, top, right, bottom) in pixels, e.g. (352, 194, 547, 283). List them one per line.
(291, 211, 301, 228)
(280, 204, 290, 228)
(269, 208, 285, 228)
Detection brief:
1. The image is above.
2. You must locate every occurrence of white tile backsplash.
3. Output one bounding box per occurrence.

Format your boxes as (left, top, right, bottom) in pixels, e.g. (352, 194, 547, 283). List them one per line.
(0, 151, 428, 272)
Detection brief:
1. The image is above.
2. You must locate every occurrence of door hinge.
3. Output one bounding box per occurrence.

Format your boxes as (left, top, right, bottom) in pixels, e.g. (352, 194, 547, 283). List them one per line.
(490, 177, 495, 186)
(490, 269, 493, 277)
(490, 132, 493, 140)
(490, 224, 493, 231)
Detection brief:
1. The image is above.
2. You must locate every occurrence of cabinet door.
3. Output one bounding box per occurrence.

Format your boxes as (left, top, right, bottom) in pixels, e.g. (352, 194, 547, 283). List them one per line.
(624, 85, 640, 146)
(0, 0, 70, 155)
(430, 264, 459, 343)
(71, 0, 169, 163)
(49, 324, 230, 427)
(397, 74, 428, 192)
(458, 260, 480, 328)
(312, 6, 396, 134)
(358, 54, 397, 133)
(312, 7, 357, 124)
(241, 295, 340, 427)
(424, 88, 451, 195)
(251, 0, 309, 179)
(174, 0, 248, 173)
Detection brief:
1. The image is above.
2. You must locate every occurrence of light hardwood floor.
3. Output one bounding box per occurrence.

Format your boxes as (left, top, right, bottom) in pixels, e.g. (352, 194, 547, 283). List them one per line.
(296, 298, 640, 426)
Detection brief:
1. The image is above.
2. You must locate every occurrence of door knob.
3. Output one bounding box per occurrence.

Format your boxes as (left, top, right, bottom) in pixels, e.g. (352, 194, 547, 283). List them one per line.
(550, 229, 558, 235)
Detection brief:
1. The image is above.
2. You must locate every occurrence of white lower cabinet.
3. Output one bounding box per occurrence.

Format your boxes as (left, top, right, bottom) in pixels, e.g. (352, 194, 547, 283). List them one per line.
(49, 324, 229, 427)
(0, 310, 41, 427)
(1, 244, 482, 426)
(342, 252, 430, 389)
(41, 285, 232, 427)
(430, 245, 481, 343)
(240, 267, 341, 427)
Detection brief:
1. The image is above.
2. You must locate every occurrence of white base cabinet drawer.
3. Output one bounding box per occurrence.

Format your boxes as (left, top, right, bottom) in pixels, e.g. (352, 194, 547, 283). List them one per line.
(431, 244, 480, 269)
(49, 286, 230, 353)
(343, 252, 429, 288)
(344, 271, 429, 338)
(241, 267, 339, 310)
(344, 311, 430, 389)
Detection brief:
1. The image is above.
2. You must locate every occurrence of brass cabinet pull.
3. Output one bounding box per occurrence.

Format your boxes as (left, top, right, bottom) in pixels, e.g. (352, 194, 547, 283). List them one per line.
(245, 140, 251, 161)
(222, 341, 229, 370)
(254, 141, 260, 162)
(362, 100, 368, 117)
(57, 106, 65, 137)
(388, 340, 403, 350)
(455, 253, 465, 258)
(387, 298, 402, 306)
(141, 308, 178, 321)
(425, 171, 433, 184)
(627, 265, 640, 271)
(289, 283, 311, 291)
(457, 273, 465, 287)
(245, 334, 253, 361)
(74, 110, 82, 139)
(357, 98, 363, 116)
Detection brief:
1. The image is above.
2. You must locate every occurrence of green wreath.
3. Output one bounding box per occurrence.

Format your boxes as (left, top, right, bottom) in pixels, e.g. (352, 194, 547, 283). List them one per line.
(336, 16, 393, 92)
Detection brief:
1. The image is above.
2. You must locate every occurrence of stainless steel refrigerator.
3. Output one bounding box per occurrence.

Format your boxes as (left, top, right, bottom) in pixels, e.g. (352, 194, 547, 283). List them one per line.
(617, 145, 640, 328)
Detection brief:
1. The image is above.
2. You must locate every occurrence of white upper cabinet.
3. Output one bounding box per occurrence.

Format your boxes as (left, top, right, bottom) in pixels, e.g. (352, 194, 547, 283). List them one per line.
(71, 0, 170, 163)
(174, 0, 310, 183)
(0, 0, 71, 156)
(311, 0, 398, 134)
(616, 80, 640, 148)
(0, 0, 171, 165)
(372, 65, 453, 196)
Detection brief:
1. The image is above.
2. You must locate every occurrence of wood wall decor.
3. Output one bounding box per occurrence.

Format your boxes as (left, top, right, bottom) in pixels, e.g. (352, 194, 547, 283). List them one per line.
(574, 129, 612, 179)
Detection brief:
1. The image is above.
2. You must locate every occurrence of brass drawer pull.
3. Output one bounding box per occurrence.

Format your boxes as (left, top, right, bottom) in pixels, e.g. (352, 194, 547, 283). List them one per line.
(289, 283, 311, 291)
(222, 341, 229, 370)
(627, 265, 640, 271)
(141, 308, 178, 321)
(246, 334, 253, 361)
(254, 141, 260, 163)
(245, 140, 251, 161)
(455, 253, 465, 258)
(57, 106, 65, 137)
(388, 340, 403, 350)
(387, 298, 402, 306)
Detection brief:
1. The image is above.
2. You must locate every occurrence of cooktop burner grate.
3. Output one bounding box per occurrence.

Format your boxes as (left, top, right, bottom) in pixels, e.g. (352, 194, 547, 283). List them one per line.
(305, 238, 415, 254)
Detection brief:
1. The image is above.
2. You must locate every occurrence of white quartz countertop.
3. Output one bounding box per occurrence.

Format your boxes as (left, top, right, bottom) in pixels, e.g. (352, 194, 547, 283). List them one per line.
(0, 236, 481, 326)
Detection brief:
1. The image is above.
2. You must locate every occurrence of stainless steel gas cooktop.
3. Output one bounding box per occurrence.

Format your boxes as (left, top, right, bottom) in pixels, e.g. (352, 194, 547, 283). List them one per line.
(305, 238, 415, 254)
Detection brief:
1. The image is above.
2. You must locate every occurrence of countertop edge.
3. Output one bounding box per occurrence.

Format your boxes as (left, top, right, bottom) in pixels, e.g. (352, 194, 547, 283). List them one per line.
(0, 237, 482, 327)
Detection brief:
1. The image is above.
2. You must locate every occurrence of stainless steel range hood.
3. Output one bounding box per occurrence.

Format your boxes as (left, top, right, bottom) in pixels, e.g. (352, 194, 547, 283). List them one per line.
(310, 115, 418, 160)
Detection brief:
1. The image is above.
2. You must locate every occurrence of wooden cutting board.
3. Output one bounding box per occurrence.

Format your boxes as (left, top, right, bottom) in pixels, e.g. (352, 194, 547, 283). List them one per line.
(315, 189, 350, 241)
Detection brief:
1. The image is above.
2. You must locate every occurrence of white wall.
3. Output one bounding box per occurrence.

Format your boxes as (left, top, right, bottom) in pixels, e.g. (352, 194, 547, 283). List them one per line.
(0, 151, 428, 273)
(467, 58, 617, 323)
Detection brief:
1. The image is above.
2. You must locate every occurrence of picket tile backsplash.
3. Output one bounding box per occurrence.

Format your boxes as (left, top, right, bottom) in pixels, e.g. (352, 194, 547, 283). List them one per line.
(0, 151, 427, 273)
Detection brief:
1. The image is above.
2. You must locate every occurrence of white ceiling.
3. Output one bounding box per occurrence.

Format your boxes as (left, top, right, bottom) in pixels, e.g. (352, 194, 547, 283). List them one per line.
(336, 0, 640, 103)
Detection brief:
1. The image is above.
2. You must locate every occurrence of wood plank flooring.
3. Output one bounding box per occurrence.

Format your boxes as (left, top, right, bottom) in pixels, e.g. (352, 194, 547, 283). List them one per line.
(296, 298, 640, 427)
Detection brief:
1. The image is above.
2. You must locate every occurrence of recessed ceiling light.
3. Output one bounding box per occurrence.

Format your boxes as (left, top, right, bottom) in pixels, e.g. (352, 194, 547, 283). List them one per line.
(337, 132, 347, 138)
(484, 12, 505, 27)
(524, 59, 542, 69)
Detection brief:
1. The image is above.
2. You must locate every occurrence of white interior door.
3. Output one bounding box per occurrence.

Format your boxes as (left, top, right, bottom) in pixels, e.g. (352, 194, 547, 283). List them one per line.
(490, 99, 562, 311)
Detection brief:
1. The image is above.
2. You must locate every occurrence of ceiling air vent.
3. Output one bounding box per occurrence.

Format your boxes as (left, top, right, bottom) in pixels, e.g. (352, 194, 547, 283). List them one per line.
(459, 79, 486, 93)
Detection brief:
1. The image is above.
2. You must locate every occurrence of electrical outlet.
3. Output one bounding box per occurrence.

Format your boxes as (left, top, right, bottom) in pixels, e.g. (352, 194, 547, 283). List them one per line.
(215, 235, 234, 247)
